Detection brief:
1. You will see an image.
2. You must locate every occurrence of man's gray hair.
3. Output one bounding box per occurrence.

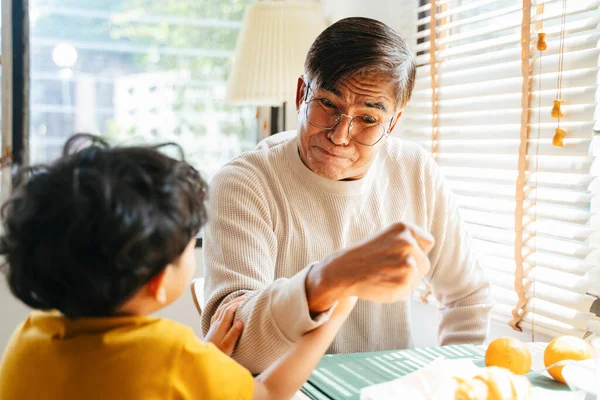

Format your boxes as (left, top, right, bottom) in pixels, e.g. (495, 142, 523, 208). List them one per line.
(304, 17, 416, 110)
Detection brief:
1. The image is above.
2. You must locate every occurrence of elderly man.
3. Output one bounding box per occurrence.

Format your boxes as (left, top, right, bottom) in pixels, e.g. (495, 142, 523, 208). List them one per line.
(202, 17, 492, 373)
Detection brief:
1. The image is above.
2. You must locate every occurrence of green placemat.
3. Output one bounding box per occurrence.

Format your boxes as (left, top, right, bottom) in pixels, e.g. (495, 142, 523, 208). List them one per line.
(301, 344, 569, 400)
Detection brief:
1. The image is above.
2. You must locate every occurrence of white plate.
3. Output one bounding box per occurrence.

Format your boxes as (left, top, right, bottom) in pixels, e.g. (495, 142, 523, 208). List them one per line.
(561, 359, 598, 395)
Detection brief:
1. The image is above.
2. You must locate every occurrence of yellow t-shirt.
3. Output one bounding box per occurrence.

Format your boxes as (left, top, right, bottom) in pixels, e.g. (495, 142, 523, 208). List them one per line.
(0, 311, 254, 400)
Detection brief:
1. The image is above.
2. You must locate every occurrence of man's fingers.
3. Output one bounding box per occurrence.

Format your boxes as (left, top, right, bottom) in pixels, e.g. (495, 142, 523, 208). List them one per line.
(386, 222, 434, 254)
(404, 256, 423, 291)
(218, 321, 243, 356)
(396, 230, 430, 277)
(407, 225, 435, 253)
(408, 245, 431, 277)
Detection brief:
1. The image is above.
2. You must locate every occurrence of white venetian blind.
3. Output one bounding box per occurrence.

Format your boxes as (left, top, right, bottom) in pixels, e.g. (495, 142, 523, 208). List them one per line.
(403, 0, 600, 339)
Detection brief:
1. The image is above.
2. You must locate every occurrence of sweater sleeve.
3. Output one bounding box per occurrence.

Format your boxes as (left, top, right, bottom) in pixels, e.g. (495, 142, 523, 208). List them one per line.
(423, 154, 493, 346)
(201, 163, 334, 374)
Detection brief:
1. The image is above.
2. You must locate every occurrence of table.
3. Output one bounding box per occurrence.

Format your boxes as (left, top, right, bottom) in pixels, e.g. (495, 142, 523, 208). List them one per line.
(296, 343, 590, 400)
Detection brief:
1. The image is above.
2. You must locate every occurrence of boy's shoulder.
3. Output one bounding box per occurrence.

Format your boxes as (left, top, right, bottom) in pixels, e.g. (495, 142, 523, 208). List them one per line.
(138, 316, 198, 342)
(5, 312, 200, 353)
(115, 316, 203, 353)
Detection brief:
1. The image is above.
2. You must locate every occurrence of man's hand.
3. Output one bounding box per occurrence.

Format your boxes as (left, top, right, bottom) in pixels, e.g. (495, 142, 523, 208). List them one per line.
(306, 223, 435, 314)
(204, 295, 245, 355)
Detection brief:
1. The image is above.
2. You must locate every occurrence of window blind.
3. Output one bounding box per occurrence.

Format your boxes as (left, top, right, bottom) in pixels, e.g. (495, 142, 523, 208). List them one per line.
(405, 0, 600, 339)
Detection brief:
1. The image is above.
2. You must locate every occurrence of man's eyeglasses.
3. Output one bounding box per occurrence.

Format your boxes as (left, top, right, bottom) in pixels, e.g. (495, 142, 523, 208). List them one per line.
(303, 83, 394, 146)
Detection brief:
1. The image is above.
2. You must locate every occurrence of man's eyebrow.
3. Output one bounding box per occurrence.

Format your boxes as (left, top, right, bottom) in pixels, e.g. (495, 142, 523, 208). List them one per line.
(321, 87, 388, 112)
(365, 101, 387, 112)
(324, 87, 342, 97)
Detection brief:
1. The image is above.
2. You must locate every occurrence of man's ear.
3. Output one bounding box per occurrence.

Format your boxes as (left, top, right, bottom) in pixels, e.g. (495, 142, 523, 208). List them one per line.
(296, 75, 307, 112)
(389, 110, 403, 132)
(146, 270, 168, 304)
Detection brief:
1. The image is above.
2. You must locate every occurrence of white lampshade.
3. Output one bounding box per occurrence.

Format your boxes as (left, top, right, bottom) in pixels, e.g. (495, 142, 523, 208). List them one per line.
(226, 1, 327, 106)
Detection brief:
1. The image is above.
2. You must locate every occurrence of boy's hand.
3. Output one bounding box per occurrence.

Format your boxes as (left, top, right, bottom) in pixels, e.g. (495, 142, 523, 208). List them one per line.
(205, 295, 245, 356)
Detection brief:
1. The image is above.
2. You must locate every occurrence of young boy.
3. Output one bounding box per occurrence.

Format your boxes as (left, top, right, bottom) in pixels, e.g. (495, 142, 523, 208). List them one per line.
(0, 134, 355, 400)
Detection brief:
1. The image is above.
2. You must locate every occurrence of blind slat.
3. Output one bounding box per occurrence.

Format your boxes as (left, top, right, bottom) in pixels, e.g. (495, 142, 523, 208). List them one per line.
(399, 122, 596, 141)
(409, 87, 596, 114)
(526, 251, 594, 276)
(436, 154, 594, 174)
(442, 168, 595, 191)
(410, 69, 598, 102)
(414, 139, 592, 157)
(486, 269, 596, 313)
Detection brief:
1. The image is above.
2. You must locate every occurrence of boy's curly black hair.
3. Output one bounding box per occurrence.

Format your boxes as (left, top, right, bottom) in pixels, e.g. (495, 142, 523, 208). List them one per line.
(0, 134, 207, 319)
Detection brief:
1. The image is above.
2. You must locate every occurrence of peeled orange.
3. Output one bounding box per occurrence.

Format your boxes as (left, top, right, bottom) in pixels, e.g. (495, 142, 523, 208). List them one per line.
(452, 367, 532, 400)
(544, 336, 594, 384)
(485, 337, 532, 375)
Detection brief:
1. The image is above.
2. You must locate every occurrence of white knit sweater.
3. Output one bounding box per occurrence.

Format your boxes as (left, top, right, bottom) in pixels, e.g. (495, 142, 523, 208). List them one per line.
(202, 131, 492, 374)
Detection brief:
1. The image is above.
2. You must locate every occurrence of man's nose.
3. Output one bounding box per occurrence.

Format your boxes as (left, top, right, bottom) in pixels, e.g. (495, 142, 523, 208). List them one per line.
(327, 115, 352, 146)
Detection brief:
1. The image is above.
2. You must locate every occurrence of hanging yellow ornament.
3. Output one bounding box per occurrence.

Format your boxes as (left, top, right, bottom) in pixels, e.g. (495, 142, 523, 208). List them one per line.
(552, 0, 568, 148)
(551, 100, 563, 119)
(536, 33, 547, 51)
(552, 128, 565, 147)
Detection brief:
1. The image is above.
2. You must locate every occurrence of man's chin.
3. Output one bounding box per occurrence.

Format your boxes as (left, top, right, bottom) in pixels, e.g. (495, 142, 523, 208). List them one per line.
(305, 153, 354, 180)
(309, 164, 347, 181)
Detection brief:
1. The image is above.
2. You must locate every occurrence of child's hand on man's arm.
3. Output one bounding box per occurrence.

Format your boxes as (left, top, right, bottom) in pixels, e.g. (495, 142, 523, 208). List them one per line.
(204, 296, 245, 356)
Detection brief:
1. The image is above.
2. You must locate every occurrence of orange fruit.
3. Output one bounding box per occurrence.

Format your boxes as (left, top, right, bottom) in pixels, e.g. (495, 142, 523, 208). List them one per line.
(544, 336, 594, 384)
(485, 337, 532, 375)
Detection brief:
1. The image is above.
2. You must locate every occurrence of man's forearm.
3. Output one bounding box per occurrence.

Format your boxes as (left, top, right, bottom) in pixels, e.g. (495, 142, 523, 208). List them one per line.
(305, 259, 347, 315)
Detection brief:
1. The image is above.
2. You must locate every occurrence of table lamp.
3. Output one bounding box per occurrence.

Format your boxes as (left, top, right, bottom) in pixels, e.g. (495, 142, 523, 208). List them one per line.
(225, 0, 327, 135)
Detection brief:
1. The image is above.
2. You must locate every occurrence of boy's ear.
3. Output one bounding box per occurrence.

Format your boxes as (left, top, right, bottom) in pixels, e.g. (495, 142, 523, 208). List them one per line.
(147, 270, 168, 304)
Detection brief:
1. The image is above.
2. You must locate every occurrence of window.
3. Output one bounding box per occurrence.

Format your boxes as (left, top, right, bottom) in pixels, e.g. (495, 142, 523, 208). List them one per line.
(406, 0, 600, 338)
(29, 0, 257, 178)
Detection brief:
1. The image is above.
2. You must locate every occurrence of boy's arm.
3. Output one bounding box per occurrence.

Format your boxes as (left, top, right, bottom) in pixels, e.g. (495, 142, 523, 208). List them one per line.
(252, 297, 357, 400)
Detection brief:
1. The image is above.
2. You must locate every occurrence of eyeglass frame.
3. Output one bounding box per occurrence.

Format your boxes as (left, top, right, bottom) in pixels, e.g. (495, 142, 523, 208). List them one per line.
(302, 81, 396, 147)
